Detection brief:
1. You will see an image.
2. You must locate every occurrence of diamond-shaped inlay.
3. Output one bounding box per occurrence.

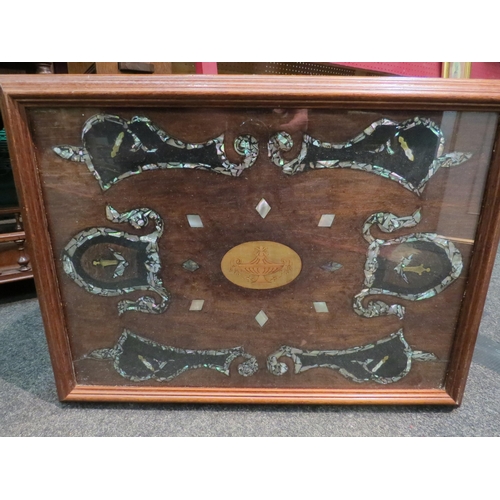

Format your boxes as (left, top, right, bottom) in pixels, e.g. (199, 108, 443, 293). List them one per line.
(320, 261, 342, 273)
(189, 300, 205, 311)
(255, 199, 271, 219)
(313, 302, 329, 313)
(182, 259, 200, 272)
(187, 215, 203, 227)
(255, 310, 269, 327)
(318, 214, 335, 227)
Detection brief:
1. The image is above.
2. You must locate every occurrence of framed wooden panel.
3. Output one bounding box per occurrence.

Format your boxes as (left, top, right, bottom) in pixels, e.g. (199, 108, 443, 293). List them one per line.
(1, 75, 500, 405)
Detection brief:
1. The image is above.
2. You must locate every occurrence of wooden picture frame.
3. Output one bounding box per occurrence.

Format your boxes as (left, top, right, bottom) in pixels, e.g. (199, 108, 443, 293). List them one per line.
(1, 75, 500, 405)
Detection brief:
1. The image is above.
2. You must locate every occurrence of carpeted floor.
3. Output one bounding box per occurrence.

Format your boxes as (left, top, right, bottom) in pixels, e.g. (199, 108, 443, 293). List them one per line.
(1, 252, 499, 437)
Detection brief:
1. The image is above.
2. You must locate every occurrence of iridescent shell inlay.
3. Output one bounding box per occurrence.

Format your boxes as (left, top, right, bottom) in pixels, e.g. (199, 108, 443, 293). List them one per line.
(221, 241, 302, 290)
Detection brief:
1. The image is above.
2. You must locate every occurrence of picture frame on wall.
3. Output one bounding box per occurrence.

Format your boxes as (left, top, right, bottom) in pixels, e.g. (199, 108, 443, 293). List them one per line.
(1, 75, 500, 405)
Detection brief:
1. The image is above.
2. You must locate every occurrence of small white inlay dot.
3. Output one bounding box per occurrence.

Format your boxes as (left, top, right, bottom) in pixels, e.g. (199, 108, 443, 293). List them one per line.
(313, 302, 329, 313)
(318, 214, 335, 227)
(255, 199, 271, 219)
(189, 300, 205, 311)
(255, 310, 269, 327)
(187, 215, 203, 227)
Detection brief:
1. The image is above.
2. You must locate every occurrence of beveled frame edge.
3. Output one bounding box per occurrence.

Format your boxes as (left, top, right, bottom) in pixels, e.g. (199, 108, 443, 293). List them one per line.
(445, 125, 500, 404)
(0, 82, 76, 399)
(2, 74, 500, 405)
(65, 386, 455, 405)
(3, 74, 500, 109)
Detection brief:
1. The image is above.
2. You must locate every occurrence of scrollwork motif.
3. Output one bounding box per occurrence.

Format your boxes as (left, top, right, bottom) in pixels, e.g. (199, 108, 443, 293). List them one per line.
(54, 114, 259, 190)
(84, 330, 258, 381)
(268, 117, 472, 195)
(62, 205, 170, 315)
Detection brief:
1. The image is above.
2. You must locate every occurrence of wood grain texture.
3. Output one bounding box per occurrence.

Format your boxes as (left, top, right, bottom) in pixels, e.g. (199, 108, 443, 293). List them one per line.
(1, 75, 500, 405)
(1, 75, 500, 108)
(65, 385, 455, 405)
(0, 230, 26, 243)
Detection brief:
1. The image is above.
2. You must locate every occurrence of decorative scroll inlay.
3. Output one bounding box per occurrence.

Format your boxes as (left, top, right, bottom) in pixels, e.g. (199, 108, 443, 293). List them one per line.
(353, 210, 463, 319)
(267, 329, 436, 384)
(268, 117, 472, 195)
(84, 330, 258, 381)
(53, 114, 259, 191)
(62, 205, 170, 315)
(221, 241, 302, 290)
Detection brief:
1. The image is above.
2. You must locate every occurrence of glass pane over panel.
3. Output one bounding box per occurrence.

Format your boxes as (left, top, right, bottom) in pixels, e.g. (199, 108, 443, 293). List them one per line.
(28, 107, 497, 390)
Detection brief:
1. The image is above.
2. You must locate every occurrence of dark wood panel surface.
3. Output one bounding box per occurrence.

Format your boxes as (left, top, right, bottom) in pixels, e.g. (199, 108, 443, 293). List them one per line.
(27, 106, 492, 391)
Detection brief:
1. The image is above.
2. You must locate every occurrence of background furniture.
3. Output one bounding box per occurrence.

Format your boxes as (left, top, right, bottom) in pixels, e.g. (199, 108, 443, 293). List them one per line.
(0, 62, 53, 284)
(0, 207, 31, 284)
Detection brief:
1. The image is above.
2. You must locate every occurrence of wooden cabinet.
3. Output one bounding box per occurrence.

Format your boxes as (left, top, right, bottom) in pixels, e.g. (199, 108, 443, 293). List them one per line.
(0, 63, 42, 284)
(0, 127, 33, 283)
(0, 208, 32, 284)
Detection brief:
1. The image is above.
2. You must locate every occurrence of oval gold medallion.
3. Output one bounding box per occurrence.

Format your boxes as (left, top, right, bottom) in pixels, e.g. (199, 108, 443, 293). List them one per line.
(221, 241, 302, 290)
